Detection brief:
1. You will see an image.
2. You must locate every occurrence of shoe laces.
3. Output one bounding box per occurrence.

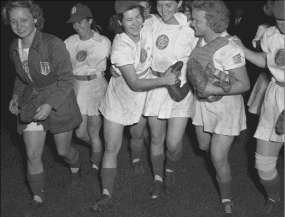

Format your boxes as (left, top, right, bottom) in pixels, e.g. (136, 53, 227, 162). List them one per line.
(224, 204, 233, 214)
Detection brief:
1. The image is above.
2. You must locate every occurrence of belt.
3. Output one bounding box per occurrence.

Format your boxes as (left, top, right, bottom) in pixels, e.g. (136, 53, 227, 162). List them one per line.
(75, 72, 104, 81)
(152, 70, 164, 77)
(275, 81, 284, 87)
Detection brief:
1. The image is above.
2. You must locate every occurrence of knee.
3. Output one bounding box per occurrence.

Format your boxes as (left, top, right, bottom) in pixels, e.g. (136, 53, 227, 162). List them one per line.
(105, 143, 120, 155)
(211, 152, 228, 167)
(255, 152, 278, 180)
(57, 147, 69, 158)
(199, 142, 210, 152)
(150, 132, 165, 146)
(75, 130, 89, 141)
(166, 139, 182, 155)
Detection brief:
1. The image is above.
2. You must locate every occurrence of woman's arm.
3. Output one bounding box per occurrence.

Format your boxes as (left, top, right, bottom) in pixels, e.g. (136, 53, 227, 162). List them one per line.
(204, 65, 250, 96)
(119, 64, 178, 92)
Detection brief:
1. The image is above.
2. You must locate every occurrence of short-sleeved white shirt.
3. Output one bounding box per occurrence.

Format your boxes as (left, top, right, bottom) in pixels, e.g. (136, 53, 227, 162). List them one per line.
(64, 31, 111, 76)
(261, 26, 284, 82)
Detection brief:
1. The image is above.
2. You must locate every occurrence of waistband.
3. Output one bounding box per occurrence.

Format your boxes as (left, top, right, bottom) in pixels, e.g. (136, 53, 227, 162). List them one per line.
(152, 70, 164, 78)
(75, 72, 104, 81)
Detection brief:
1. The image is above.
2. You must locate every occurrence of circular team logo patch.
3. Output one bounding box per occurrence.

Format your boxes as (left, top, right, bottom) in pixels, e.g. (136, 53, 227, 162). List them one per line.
(140, 48, 147, 63)
(71, 7, 77, 14)
(275, 49, 284, 67)
(76, 50, 88, 62)
(156, 34, 169, 50)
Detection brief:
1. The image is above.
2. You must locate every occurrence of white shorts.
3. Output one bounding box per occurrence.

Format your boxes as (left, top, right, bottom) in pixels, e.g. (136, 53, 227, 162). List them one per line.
(23, 122, 44, 131)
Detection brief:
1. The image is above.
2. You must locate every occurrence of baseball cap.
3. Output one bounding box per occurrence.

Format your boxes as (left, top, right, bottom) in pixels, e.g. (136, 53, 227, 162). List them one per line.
(273, 0, 284, 20)
(67, 3, 93, 23)
(114, 0, 140, 14)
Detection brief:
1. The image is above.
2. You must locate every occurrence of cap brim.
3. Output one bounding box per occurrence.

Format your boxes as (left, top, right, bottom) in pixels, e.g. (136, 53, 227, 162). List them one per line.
(66, 15, 86, 24)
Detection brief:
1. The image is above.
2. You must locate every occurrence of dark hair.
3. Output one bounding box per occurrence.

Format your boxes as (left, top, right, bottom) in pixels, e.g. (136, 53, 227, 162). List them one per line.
(1, 0, 45, 30)
(108, 4, 144, 34)
(191, 0, 230, 33)
(263, 0, 275, 17)
(86, 17, 101, 33)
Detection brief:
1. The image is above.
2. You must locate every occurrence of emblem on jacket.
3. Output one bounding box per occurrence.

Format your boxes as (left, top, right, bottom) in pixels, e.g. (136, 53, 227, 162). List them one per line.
(275, 49, 284, 67)
(156, 34, 169, 50)
(76, 50, 88, 62)
(22, 60, 29, 74)
(140, 48, 147, 63)
(40, 61, 50, 75)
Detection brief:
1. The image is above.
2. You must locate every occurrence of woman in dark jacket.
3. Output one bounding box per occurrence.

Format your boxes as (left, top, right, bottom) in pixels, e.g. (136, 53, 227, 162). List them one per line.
(1, 0, 82, 216)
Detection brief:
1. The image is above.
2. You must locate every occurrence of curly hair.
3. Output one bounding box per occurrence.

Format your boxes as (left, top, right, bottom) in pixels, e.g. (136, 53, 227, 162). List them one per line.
(1, 0, 45, 30)
(108, 4, 144, 34)
(190, 0, 230, 33)
(263, 0, 275, 17)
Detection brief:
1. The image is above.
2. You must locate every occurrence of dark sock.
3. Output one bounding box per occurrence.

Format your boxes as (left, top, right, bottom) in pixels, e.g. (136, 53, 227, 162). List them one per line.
(260, 174, 280, 202)
(151, 153, 165, 179)
(28, 172, 45, 202)
(165, 149, 182, 172)
(131, 149, 143, 163)
(217, 177, 232, 202)
(91, 151, 102, 169)
(65, 147, 80, 172)
(101, 168, 117, 198)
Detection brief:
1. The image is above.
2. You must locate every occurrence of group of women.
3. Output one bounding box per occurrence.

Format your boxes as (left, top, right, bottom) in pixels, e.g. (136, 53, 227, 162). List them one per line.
(1, 0, 283, 216)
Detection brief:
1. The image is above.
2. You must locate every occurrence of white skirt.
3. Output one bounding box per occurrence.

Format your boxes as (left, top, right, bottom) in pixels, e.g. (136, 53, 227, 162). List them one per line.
(254, 81, 284, 142)
(73, 76, 108, 116)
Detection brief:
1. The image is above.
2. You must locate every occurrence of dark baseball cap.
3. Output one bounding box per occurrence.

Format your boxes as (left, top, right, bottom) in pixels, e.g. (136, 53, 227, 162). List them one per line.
(67, 3, 93, 23)
(114, 0, 140, 14)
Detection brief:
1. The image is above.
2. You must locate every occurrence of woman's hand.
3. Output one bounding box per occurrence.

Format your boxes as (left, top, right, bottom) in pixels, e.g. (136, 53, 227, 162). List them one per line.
(162, 67, 180, 86)
(110, 67, 120, 78)
(9, 95, 21, 115)
(33, 103, 52, 121)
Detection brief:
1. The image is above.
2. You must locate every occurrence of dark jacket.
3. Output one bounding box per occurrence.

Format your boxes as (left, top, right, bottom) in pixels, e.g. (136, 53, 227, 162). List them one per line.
(9, 29, 82, 134)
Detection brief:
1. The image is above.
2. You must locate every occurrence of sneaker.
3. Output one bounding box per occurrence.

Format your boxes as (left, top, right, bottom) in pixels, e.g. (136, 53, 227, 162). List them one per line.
(164, 171, 176, 192)
(132, 161, 145, 175)
(23, 200, 44, 217)
(90, 194, 113, 213)
(261, 198, 281, 216)
(150, 180, 164, 199)
(222, 201, 234, 216)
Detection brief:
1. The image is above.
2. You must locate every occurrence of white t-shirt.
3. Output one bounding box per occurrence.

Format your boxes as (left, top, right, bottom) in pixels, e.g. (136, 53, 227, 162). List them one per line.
(64, 31, 111, 76)
(261, 26, 284, 82)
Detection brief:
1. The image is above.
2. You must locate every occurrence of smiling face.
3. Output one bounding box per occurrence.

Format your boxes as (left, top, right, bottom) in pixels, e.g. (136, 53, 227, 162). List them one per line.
(156, 0, 182, 24)
(119, 7, 143, 42)
(9, 7, 37, 41)
(191, 9, 212, 38)
(73, 18, 92, 40)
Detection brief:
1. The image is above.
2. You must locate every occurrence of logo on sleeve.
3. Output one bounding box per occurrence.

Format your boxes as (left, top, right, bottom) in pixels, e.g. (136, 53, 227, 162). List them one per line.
(140, 48, 147, 63)
(275, 49, 284, 67)
(40, 61, 50, 75)
(232, 54, 242, 64)
(76, 50, 88, 62)
(156, 35, 169, 50)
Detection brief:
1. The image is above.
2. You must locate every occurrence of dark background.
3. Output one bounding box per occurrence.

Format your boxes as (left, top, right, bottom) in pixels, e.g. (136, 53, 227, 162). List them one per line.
(1, 0, 267, 137)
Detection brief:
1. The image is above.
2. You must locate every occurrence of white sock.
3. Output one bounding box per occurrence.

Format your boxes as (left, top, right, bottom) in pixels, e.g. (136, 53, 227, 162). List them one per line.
(70, 167, 79, 173)
(154, 175, 163, 182)
(33, 195, 43, 203)
(92, 164, 98, 170)
(222, 199, 232, 204)
(165, 169, 174, 173)
(132, 158, 140, 163)
(102, 189, 110, 197)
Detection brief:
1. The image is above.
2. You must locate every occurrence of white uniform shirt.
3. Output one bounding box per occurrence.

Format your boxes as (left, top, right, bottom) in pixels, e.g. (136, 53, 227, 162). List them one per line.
(64, 31, 111, 76)
(100, 23, 153, 125)
(261, 26, 284, 82)
(199, 31, 246, 72)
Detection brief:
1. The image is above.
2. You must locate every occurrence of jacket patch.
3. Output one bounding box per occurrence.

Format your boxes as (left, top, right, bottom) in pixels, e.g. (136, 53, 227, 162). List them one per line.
(40, 61, 51, 75)
(140, 48, 147, 63)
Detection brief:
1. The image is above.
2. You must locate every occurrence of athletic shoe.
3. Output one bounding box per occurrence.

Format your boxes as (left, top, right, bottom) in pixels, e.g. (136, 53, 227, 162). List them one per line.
(222, 201, 234, 216)
(132, 161, 145, 175)
(90, 194, 113, 213)
(261, 198, 281, 216)
(150, 180, 164, 199)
